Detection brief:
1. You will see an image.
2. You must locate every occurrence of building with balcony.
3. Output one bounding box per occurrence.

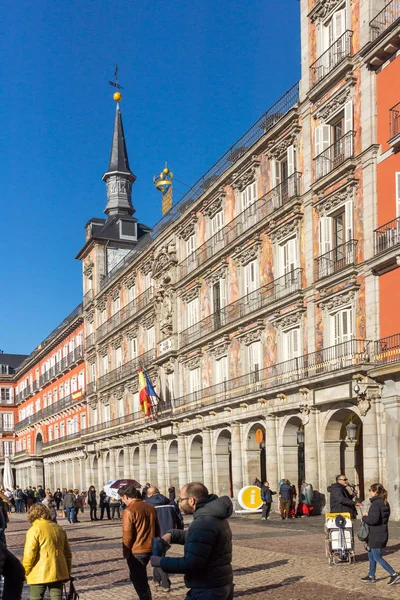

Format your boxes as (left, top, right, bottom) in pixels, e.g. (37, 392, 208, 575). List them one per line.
(69, 0, 400, 517)
(11, 306, 86, 489)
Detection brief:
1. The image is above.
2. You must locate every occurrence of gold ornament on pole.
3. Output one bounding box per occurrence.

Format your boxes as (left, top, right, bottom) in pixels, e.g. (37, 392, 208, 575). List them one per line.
(153, 163, 174, 215)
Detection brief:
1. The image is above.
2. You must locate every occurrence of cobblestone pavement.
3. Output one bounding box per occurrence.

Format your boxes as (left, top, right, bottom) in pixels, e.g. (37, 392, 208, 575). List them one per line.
(6, 511, 400, 599)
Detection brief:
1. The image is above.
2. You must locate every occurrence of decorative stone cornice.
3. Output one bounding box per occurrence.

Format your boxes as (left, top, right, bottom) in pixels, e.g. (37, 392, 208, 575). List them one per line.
(177, 211, 199, 241)
(126, 325, 139, 340)
(83, 258, 94, 279)
(205, 261, 229, 285)
(265, 128, 301, 160)
(140, 313, 155, 330)
(99, 345, 109, 357)
(125, 379, 139, 393)
(314, 81, 355, 122)
(111, 335, 123, 349)
(207, 336, 231, 358)
(181, 352, 202, 371)
(85, 310, 95, 324)
(203, 191, 225, 219)
(87, 353, 97, 365)
(162, 359, 175, 374)
(299, 404, 310, 426)
(123, 272, 136, 290)
(317, 289, 356, 311)
(140, 256, 154, 276)
(269, 214, 302, 243)
(88, 397, 98, 410)
(316, 182, 357, 216)
(273, 309, 305, 330)
(231, 156, 261, 191)
(179, 283, 202, 303)
(110, 285, 121, 301)
(99, 394, 109, 406)
(111, 386, 124, 400)
(236, 320, 265, 345)
(95, 296, 107, 312)
(308, 0, 343, 23)
(231, 238, 262, 266)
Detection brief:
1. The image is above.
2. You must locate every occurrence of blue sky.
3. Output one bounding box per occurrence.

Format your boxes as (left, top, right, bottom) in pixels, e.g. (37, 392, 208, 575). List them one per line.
(1, 0, 300, 354)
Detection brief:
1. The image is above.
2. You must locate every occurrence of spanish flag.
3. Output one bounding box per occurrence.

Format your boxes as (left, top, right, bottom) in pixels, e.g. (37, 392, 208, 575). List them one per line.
(138, 367, 160, 417)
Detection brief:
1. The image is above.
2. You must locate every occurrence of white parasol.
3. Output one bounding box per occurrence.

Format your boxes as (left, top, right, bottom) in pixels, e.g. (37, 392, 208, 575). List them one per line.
(103, 479, 141, 500)
(3, 457, 14, 491)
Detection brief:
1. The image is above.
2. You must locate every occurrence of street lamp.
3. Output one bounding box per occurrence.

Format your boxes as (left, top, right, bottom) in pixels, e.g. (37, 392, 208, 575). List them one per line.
(297, 427, 305, 445)
(346, 420, 357, 442)
(297, 426, 305, 487)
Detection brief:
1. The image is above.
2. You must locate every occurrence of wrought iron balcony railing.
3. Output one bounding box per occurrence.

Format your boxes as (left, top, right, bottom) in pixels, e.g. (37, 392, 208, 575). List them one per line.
(15, 393, 84, 431)
(370, 0, 400, 40)
(314, 240, 358, 280)
(85, 333, 95, 349)
(38, 346, 84, 388)
(43, 432, 82, 450)
(180, 172, 302, 279)
(314, 131, 355, 181)
(96, 288, 154, 344)
(390, 101, 400, 140)
(82, 339, 371, 437)
(310, 31, 353, 86)
(180, 269, 303, 348)
(96, 348, 156, 392)
(86, 381, 96, 396)
(374, 216, 400, 254)
(100, 84, 300, 290)
(374, 333, 400, 365)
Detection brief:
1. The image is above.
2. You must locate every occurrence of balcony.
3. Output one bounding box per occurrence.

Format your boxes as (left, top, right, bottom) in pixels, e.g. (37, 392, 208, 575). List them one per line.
(83, 289, 94, 306)
(179, 172, 302, 280)
(310, 31, 353, 93)
(374, 334, 400, 365)
(96, 348, 156, 392)
(43, 432, 82, 452)
(86, 381, 96, 396)
(96, 288, 154, 344)
(38, 346, 84, 388)
(314, 240, 358, 282)
(314, 131, 355, 188)
(371, 216, 400, 274)
(82, 339, 371, 439)
(364, 1, 400, 68)
(389, 102, 400, 149)
(86, 333, 95, 350)
(180, 269, 303, 348)
(15, 393, 85, 431)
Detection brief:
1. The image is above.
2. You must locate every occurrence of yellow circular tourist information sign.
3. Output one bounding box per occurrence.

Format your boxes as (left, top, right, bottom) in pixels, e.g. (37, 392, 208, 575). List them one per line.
(237, 485, 263, 511)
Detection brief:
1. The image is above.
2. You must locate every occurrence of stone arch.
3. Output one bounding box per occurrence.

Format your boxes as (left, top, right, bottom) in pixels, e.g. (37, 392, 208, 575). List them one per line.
(117, 449, 124, 478)
(104, 451, 111, 483)
(167, 440, 179, 488)
(92, 456, 99, 489)
(323, 407, 364, 501)
(214, 429, 232, 497)
(189, 435, 203, 482)
(245, 422, 266, 485)
(35, 432, 43, 455)
(149, 444, 158, 485)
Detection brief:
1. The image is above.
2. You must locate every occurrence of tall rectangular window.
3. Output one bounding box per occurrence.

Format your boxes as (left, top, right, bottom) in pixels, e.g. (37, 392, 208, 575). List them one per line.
(147, 327, 155, 350)
(241, 181, 257, 212)
(282, 328, 301, 361)
(189, 368, 201, 393)
(186, 234, 196, 257)
(186, 299, 199, 328)
(244, 260, 259, 295)
(248, 341, 262, 375)
(331, 307, 353, 346)
(130, 338, 138, 360)
(2, 413, 13, 431)
(115, 346, 123, 368)
(102, 355, 109, 375)
(0, 389, 11, 404)
(215, 356, 229, 384)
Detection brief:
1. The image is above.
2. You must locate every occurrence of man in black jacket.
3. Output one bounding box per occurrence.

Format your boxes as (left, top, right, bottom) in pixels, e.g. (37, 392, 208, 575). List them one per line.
(151, 482, 233, 600)
(328, 474, 358, 518)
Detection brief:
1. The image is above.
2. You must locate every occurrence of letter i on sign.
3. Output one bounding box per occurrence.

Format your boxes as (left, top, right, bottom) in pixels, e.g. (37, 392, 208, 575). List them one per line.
(250, 490, 256, 505)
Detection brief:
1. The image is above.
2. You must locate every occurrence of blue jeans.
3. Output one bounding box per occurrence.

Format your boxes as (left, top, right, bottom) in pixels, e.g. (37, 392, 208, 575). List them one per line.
(66, 507, 76, 523)
(185, 585, 234, 600)
(368, 547, 395, 577)
(16, 499, 25, 513)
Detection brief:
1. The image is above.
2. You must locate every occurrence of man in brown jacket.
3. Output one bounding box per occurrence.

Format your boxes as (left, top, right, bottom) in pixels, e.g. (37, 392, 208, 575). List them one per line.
(120, 484, 160, 600)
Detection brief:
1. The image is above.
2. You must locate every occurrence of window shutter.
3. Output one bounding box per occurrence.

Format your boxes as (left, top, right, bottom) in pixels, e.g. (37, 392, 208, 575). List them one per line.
(319, 216, 332, 254)
(271, 159, 280, 188)
(345, 201, 353, 242)
(396, 172, 400, 217)
(287, 145, 295, 177)
(220, 279, 227, 308)
(334, 8, 346, 39)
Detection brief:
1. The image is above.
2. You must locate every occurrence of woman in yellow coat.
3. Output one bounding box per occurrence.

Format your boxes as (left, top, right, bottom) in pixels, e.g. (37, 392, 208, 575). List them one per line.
(22, 503, 72, 600)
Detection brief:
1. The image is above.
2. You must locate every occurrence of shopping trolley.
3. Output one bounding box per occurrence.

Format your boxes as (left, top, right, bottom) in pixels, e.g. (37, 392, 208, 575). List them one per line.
(325, 512, 355, 566)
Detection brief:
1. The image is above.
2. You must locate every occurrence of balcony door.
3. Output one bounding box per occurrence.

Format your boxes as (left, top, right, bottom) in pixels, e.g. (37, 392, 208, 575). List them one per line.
(278, 237, 298, 291)
(212, 279, 226, 330)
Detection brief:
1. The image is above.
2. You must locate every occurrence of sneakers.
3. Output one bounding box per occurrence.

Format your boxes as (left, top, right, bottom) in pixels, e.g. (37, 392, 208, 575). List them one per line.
(388, 573, 400, 585)
(261, 517, 266, 520)
(361, 576, 376, 583)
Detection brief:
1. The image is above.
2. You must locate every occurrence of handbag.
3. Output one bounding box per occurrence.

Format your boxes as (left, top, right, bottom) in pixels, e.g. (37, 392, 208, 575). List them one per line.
(64, 579, 79, 600)
(357, 521, 370, 542)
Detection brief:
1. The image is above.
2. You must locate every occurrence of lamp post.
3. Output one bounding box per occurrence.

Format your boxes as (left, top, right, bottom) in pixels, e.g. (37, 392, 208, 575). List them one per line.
(345, 421, 357, 443)
(297, 426, 305, 487)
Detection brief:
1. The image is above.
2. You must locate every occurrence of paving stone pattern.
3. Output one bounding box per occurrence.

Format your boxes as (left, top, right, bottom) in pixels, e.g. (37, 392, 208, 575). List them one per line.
(6, 512, 400, 599)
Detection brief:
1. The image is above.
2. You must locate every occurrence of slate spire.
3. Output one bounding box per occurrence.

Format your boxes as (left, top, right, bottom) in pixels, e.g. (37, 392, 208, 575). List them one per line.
(102, 102, 136, 217)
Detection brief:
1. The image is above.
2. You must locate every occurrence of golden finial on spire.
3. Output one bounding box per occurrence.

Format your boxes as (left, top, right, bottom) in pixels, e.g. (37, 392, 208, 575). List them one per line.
(109, 64, 124, 102)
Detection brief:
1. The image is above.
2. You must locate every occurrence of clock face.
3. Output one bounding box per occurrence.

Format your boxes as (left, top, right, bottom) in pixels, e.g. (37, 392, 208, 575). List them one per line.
(106, 247, 130, 274)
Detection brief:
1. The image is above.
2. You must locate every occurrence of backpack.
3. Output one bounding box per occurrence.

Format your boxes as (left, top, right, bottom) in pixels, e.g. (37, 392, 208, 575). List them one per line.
(16, 490, 24, 499)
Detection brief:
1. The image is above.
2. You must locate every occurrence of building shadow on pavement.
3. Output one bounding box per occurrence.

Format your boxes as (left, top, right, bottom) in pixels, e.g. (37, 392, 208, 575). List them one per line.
(235, 576, 304, 596)
(233, 560, 288, 575)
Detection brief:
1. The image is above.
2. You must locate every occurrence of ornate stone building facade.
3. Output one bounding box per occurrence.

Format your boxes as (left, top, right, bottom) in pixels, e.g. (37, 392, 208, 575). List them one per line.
(7, 0, 400, 517)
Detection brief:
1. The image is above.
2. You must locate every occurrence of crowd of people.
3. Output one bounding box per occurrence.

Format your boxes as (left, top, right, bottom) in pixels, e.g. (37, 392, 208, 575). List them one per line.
(1, 475, 399, 599)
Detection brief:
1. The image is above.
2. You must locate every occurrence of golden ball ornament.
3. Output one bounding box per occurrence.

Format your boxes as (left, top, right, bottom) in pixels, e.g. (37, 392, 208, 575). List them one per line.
(113, 92, 122, 102)
(163, 167, 169, 174)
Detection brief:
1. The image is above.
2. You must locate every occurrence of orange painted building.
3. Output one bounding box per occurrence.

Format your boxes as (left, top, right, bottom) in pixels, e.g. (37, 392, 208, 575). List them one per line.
(10, 304, 86, 489)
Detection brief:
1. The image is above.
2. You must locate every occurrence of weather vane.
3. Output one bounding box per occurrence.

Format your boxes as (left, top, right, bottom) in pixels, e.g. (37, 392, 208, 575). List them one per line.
(109, 64, 124, 102)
